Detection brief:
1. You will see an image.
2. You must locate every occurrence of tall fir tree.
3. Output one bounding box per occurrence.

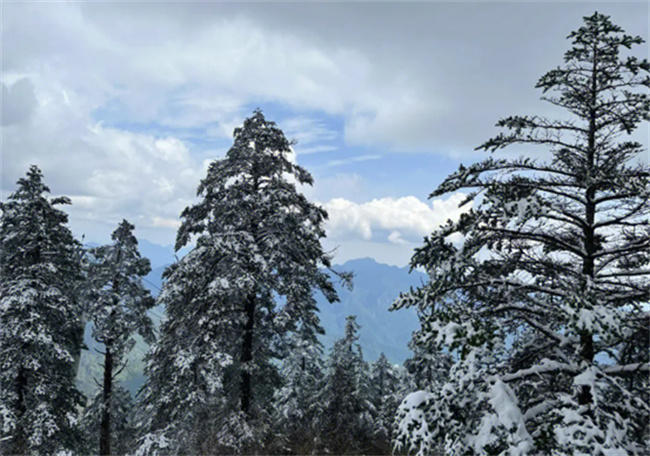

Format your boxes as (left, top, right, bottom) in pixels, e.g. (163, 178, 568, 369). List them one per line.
(315, 315, 374, 454)
(392, 12, 649, 455)
(0, 166, 85, 455)
(84, 220, 155, 456)
(136, 110, 348, 455)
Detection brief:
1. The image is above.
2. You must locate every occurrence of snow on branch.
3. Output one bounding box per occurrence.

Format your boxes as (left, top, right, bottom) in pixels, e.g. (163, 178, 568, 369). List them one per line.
(602, 363, 650, 376)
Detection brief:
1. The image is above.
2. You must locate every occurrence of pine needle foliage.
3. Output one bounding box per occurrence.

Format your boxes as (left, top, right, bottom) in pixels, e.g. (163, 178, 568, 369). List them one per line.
(393, 12, 649, 455)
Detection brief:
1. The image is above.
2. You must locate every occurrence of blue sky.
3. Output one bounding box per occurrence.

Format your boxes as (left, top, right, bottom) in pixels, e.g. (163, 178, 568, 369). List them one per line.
(2, 2, 648, 266)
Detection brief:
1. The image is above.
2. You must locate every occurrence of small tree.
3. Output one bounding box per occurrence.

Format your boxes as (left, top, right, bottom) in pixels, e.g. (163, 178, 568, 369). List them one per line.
(0, 166, 85, 455)
(316, 315, 374, 454)
(136, 110, 348, 455)
(402, 340, 452, 392)
(393, 12, 649, 455)
(274, 323, 325, 453)
(85, 220, 155, 456)
(81, 383, 136, 456)
(369, 353, 401, 453)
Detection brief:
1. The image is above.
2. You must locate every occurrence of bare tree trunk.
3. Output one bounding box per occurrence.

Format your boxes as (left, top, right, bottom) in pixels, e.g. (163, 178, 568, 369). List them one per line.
(240, 295, 255, 415)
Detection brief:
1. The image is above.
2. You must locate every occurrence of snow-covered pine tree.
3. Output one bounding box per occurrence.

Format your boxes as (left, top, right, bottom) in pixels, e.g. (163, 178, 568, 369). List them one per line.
(0, 166, 85, 455)
(274, 323, 325, 453)
(84, 220, 155, 456)
(392, 338, 453, 456)
(369, 353, 401, 453)
(402, 339, 452, 392)
(316, 315, 374, 454)
(81, 383, 136, 456)
(392, 12, 649, 455)
(136, 110, 348, 455)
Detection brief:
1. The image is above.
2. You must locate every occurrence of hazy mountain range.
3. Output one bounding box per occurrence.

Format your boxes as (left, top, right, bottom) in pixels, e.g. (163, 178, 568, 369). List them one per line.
(77, 241, 426, 396)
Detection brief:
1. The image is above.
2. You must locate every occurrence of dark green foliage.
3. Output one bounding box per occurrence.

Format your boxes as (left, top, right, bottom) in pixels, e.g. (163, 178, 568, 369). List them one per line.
(0, 166, 85, 455)
(403, 341, 452, 392)
(273, 324, 325, 454)
(315, 316, 375, 454)
(85, 220, 155, 358)
(369, 353, 403, 453)
(81, 383, 136, 456)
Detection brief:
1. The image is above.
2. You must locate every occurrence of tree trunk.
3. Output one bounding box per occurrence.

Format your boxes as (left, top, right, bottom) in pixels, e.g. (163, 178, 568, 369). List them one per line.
(72, 315, 86, 380)
(580, 183, 596, 406)
(99, 342, 114, 456)
(578, 38, 599, 406)
(240, 294, 256, 415)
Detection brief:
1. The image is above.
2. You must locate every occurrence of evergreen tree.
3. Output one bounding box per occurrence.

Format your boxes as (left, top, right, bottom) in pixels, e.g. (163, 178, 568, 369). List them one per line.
(316, 315, 374, 454)
(0, 166, 85, 455)
(81, 383, 136, 456)
(392, 12, 649, 455)
(274, 324, 325, 454)
(403, 340, 452, 392)
(84, 220, 155, 456)
(136, 110, 348, 455)
(369, 353, 401, 453)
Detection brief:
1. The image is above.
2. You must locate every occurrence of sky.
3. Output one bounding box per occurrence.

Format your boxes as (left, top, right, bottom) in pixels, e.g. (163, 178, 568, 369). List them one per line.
(2, 1, 648, 267)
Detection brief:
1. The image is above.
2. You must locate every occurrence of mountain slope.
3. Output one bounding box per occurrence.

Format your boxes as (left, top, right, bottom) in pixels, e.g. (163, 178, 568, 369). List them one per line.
(319, 258, 424, 363)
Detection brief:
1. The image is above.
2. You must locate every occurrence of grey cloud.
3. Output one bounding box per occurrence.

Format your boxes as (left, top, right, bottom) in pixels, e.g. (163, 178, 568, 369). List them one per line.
(5, 2, 647, 154)
(179, 2, 649, 152)
(2, 79, 37, 126)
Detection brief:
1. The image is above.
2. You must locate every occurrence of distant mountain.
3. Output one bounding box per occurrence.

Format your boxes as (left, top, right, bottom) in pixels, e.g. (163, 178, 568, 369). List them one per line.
(319, 258, 424, 363)
(143, 264, 167, 296)
(138, 239, 192, 270)
(77, 242, 426, 396)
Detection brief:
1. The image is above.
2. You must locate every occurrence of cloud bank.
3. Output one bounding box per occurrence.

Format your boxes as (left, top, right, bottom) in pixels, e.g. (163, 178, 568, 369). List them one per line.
(324, 193, 470, 244)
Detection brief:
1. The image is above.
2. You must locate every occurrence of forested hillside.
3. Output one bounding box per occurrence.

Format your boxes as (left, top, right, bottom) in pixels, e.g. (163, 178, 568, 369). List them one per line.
(77, 256, 422, 397)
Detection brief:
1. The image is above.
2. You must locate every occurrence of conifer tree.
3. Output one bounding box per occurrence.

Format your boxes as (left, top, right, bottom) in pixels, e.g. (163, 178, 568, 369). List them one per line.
(402, 340, 452, 392)
(81, 383, 136, 456)
(369, 353, 401, 453)
(85, 220, 155, 456)
(136, 110, 348, 455)
(0, 166, 85, 455)
(316, 315, 374, 454)
(393, 12, 649, 455)
(274, 323, 325, 454)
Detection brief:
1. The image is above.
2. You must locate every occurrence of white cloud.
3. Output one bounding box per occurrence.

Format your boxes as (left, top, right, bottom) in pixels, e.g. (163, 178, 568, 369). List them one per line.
(281, 116, 339, 155)
(152, 216, 182, 229)
(323, 193, 470, 244)
(1, 73, 203, 244)
(3, 1, 646, 264)
(2, 2, 450, 149)
(303, 172, 366, 202)
(326, 154, 381, 167)
(4, 2, 647, 160)
(344, 86, 446, 151)
(387, 230, 409, 245)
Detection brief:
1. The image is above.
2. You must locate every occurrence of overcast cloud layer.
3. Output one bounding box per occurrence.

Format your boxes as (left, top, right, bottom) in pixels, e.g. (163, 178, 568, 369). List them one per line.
(2, 2, 648, 266)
